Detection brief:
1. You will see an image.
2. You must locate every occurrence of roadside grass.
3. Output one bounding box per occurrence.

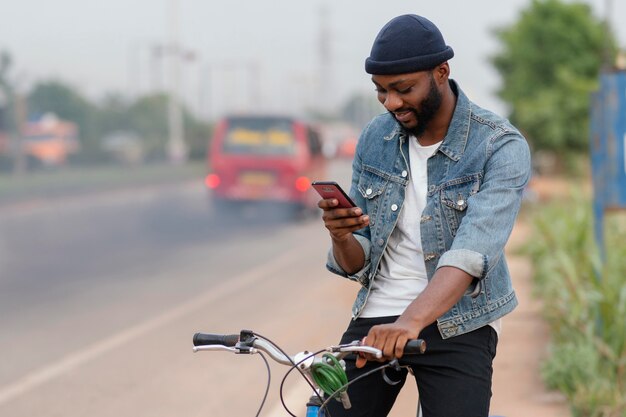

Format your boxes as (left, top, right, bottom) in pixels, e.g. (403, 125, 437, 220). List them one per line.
(0, 161, 206, 205)
(522, 195, 626, 417)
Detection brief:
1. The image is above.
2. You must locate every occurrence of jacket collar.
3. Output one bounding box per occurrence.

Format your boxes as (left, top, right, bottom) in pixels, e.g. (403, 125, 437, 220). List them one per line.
(437, 79, 470, 162)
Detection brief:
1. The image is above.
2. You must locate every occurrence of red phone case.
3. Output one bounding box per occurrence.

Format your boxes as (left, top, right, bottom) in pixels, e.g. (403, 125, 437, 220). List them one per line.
(312, 181, 356, 208)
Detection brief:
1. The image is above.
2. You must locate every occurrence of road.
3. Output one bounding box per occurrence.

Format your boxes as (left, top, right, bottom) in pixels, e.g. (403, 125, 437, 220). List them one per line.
(0, 159, 366, 417)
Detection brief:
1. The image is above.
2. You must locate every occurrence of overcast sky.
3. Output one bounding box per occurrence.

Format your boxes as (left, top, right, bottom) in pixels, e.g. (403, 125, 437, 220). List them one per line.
(1, 0, 624, 120)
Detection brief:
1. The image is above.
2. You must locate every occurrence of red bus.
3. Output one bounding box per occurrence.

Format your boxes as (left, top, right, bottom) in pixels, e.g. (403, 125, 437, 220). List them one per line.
(205, 115, 326, 214)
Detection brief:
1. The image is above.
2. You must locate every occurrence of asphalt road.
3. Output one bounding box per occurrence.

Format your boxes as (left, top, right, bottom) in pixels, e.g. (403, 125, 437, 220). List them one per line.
(0, 159, 370, 417)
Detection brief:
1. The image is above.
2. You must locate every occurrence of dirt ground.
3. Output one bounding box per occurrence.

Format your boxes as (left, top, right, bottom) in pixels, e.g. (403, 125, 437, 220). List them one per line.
(488, 221, 571, 417)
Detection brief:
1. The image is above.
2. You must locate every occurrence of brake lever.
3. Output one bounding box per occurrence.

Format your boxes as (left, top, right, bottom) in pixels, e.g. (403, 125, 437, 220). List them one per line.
(330, 341, 383, 358)
(193, 345, 239, 353)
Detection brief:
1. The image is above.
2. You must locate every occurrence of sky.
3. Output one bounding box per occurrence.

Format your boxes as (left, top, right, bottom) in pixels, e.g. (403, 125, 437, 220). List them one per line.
(1, 0, 624, 121)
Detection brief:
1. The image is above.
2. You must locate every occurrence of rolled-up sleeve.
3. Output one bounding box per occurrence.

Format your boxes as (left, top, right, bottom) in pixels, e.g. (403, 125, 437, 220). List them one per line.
(326, 234, 372, 283)
(437, 248, 486, 278)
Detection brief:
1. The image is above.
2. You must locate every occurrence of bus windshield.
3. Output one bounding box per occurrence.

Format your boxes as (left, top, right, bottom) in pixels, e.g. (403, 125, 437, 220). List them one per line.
(222, 117, 296, 156)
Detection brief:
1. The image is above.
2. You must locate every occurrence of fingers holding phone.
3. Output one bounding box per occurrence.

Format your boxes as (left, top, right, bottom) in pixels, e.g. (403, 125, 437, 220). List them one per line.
(312, 181, 356, 208)
(312, 181, 369, 240)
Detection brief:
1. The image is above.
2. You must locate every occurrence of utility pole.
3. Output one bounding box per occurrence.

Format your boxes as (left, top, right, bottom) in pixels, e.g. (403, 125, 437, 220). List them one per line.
(151, 44, 165, 92)
(12, 92, 26, 176)
(317, 4, 332, 115)
(127, 42, 141, 100)
(167, 0, 187, 163)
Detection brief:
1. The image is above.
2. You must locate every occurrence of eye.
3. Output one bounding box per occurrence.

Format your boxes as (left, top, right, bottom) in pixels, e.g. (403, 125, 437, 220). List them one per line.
(398, 87, 412, 94)
(374, 87, 386, 94)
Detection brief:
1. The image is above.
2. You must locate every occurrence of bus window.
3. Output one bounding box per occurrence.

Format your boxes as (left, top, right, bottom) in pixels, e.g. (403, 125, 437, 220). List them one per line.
(222, 117, 296, 156)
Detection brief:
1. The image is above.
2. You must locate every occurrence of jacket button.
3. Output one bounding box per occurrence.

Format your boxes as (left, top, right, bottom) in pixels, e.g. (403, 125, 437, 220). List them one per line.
(401, 170, 408, 177)
(457, 199, 465, 206)
(391, 204, 398, 211)
(366, 188, 373, 195)
(377, 238, 384, 246)
(428, 185, 436, 192)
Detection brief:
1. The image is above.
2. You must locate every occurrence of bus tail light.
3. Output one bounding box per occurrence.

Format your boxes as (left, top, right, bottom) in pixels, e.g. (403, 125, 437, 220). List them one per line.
(295, 176, 311, 192)
(205, 174, 221, 189)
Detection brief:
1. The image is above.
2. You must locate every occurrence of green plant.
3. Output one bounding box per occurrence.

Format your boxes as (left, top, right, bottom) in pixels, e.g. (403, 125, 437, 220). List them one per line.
(523, 198, 626, 416)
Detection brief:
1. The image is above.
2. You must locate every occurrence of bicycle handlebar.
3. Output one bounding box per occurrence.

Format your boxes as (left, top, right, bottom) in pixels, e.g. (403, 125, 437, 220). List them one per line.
(192, 331, 426, 363)
(192, 330, 426, 413)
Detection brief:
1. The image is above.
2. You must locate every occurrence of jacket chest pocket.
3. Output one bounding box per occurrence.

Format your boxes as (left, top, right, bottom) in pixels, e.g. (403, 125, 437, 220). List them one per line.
(357, 168, 388, 224)
(439, 174, 481, 236)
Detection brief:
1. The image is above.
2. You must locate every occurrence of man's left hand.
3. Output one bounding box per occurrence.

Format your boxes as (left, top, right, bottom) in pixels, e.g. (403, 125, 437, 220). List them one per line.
(356, 317, 422, 368)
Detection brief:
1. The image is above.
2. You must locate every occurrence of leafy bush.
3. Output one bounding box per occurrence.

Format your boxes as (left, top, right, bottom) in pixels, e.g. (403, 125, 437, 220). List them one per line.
(523, 198, 626, 416)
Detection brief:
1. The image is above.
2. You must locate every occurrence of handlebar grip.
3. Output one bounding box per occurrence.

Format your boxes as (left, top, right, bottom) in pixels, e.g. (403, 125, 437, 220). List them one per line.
(193, 333, 239, 347)
(403, 339, 426, 355)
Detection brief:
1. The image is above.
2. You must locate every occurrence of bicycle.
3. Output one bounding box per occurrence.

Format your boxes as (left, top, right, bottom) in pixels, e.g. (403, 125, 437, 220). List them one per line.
(192, 329, 426, 417)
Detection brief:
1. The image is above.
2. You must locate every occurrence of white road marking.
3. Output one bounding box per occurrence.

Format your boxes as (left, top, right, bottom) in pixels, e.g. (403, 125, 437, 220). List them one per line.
(0, 245, 303, 406)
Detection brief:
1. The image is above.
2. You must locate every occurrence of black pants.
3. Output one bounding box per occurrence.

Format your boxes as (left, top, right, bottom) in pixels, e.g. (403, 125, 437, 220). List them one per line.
(325, 316, 498, 417)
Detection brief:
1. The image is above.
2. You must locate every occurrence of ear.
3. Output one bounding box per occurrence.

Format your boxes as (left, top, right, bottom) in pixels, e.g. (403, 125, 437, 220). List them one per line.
(433, 63, 450, 85)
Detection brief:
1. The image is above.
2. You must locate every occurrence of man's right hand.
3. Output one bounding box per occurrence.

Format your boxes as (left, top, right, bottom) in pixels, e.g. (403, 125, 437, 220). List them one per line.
(318, 198, 369, 242)
(318, 198, 370, 274)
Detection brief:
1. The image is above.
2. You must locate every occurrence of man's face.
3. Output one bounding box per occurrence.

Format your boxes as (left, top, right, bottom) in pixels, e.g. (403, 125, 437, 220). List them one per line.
(371, 70, 442, 137)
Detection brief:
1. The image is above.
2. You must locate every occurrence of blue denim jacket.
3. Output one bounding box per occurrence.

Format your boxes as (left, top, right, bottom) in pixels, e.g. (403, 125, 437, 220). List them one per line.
(326, 80, 531, 339)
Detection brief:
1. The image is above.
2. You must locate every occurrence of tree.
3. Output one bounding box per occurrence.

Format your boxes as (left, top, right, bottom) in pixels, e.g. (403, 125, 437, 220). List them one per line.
(0, 51, 15, 132)
(127, 93, 170, 160)
(26, 80, 210, 164)
(96, 93, 132, 135)
(0, 51, 14, 170)
(127, 93, 211, 161)
(491, 0, 616, 154)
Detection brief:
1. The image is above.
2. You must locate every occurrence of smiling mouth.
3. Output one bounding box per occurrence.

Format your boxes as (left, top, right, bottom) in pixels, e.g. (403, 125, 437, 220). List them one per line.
(394, 110, 414, 123)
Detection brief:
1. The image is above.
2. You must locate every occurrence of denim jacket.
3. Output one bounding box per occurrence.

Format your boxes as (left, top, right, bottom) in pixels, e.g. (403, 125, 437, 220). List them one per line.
(326, 80, 531, 339)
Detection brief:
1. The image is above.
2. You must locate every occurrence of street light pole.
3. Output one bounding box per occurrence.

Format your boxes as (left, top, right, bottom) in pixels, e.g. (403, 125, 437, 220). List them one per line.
(167, 0, 187, 163)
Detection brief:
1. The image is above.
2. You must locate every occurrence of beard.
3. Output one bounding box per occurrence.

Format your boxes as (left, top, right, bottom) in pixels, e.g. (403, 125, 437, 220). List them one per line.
(392, 74, 442, 138)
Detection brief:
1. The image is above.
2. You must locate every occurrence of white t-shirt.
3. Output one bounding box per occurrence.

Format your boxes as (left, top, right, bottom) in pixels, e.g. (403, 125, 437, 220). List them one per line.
(359, 136, 501, 335)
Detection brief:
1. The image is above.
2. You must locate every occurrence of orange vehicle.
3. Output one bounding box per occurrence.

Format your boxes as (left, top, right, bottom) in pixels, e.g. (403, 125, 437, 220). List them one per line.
(205, 115, 326, 213)
(22, 113, 79, 166)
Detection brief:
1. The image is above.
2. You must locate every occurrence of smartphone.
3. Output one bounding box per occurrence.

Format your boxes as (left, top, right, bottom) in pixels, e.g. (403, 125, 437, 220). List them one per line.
(311, 181, 356, 208)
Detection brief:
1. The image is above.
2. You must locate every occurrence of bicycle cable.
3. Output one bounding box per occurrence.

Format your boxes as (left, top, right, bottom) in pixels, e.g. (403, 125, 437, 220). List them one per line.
(318, 361, 411, 413)
(252, 332, 325, 417)
(253, 351, 271, 417)
(278, 348, 334, 417)
(249, 332, 412, 416)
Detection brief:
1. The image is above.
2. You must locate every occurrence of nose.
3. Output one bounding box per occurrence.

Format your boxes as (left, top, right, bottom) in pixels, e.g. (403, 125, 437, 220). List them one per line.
(382, 91, 403, 112)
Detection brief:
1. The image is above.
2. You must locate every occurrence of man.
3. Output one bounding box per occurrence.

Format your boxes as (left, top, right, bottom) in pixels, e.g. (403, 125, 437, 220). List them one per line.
(318, 14, 531, 417)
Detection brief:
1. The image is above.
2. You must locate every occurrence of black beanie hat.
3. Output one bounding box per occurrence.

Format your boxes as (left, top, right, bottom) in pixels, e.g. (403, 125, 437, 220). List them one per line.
(365, 14, 454, 75)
